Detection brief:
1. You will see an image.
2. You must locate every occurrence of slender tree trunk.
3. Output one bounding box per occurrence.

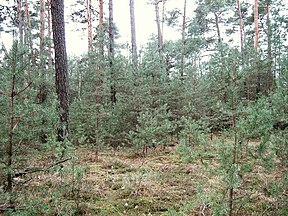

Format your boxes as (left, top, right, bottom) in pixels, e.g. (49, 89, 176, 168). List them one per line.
(266, 0, 271, 68)
(40, 0, 46, 69)
(109, 0, 116, 104)
(237, 0, 244, 53)
(161, 0, 165, 45)
(265, 0, 273, 93)
(51, 0, 70, 142)
(17, 0, 23, 46)
(254, 0, 259, 50)
(87, 0, 93, 53)
(214, 11, 224, 78)
(180, 0, 187, 78)
(24, 0, 32, 50)
(254, 0, 260, 96)
(99, 0, 104, 56)
(47, 0, 53, 68)
(229, 63, 239, 216)
(129, 0, 137, 70)
(214, 13, 221, 44)
(155, 0, 163, 53)
(108, 0, 114, 62)
(7, 75, 16, 194)
(23, 0, 32, 89)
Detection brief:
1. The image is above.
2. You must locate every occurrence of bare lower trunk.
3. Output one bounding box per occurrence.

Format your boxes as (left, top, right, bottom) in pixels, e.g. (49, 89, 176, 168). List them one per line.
(51, 0, 70, 142)
(229, 70, 238, 216)
(7, 75, 16, 193)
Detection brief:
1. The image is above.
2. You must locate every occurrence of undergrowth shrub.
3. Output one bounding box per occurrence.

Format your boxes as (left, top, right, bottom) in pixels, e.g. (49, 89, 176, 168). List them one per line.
(129, 104, 173, 155)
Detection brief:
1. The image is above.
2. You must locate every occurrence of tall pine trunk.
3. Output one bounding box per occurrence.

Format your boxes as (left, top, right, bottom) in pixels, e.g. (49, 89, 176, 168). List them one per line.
(155, 0, 163, 53)
(265, 0, 273, 94)
(24, 0, 33, 54)
(17, 0, 23, 46)
(51, 0, 70, 142)
(99, 0, 104, 56)
(254, 0, 260, 96)
(109, 0, 116, 104)
(180, 0, 187, 78)
(129, 0, 137, 70)
(40, 0, 46, 69)
(161, 1, 165, 44)
(47, 0, 53, 69)
(87, 0, 93, 53)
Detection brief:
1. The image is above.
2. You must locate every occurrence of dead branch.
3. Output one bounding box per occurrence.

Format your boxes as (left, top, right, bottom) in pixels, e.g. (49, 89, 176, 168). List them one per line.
(14, 81, 33, 96)
(13, 157, 71, 178)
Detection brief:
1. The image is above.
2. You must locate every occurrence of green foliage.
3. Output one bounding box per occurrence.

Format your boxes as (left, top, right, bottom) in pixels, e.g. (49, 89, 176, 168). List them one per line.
(238, 98, 273, 139)
(70, 100, 106, 149)
(0, 42, 57, 172)
(180, 117, 209, 147)
(129, 104, 173, 154)
(1, 0, 287, 214)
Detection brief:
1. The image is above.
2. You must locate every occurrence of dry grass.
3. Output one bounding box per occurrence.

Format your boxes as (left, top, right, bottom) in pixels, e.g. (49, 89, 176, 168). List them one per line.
(0, 138, 287, 215)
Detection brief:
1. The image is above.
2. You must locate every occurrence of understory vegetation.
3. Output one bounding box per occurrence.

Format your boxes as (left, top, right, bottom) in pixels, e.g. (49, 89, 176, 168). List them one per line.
(1, 0, 288, 215)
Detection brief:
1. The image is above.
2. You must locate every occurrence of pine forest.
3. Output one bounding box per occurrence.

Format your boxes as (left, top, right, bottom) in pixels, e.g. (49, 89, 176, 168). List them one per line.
(0, 0, 287, 215)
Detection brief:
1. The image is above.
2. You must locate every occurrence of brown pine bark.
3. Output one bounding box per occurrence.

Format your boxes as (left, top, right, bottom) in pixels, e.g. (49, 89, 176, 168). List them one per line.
(87, 0, 93, 53)
(129, 0, 138, 70)
(51, 0, 70, 141)
(109, 0, 116, 104)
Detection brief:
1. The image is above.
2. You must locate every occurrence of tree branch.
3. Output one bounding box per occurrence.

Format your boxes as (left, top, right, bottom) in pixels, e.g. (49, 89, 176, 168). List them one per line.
(15, 81, 33, 97)
(13, 157, 71, 178)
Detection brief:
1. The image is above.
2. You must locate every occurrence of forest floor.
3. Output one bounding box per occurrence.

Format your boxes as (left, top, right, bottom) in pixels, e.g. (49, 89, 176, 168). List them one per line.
(80, 146, 202, 215)
(1, 137, 286, 215)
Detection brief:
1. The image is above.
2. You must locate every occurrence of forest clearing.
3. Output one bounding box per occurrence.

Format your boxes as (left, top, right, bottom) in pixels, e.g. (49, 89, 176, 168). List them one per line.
(0, 0, 287, 215)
